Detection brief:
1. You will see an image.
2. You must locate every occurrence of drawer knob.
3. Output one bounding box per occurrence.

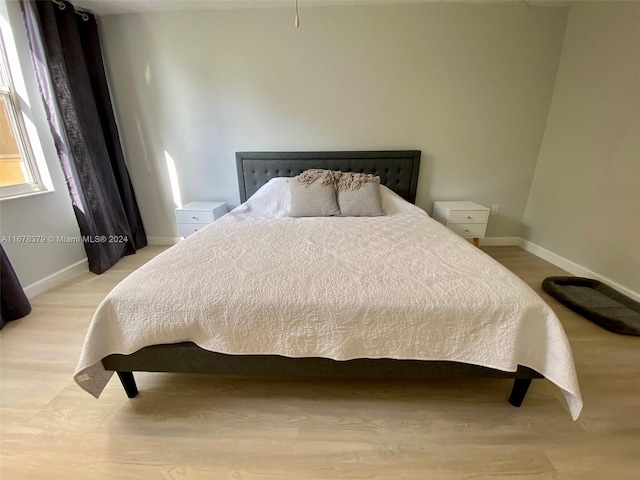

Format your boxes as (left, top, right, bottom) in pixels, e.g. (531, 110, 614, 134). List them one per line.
(192, 216, 198, 220)
(465, 229, 469, 232)
(467, 216, 472, 219)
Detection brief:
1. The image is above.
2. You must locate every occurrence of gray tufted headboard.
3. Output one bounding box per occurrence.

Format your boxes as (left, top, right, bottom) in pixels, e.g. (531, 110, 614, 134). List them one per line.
(236, 151, 421, 204)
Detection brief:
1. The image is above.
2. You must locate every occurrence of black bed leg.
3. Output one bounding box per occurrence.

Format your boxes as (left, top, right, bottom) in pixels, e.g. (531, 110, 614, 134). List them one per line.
(508, 378, 532, 407)
(116, 371, 139, 398)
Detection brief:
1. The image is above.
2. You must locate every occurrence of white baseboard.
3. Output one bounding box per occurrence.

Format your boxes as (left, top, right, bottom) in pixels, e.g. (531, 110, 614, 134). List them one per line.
(24, 259, 89, 300)
(479, 237, 520, 246)
(518, 238, 640, 302)
(147, 236, 181, 246)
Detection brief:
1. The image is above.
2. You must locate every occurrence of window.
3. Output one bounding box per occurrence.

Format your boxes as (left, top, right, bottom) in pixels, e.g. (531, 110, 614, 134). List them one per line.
(0, 33, 45, 198)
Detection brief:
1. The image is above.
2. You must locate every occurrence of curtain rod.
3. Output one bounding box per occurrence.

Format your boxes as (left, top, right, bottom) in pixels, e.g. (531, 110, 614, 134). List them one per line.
(52, 0, 91, 22)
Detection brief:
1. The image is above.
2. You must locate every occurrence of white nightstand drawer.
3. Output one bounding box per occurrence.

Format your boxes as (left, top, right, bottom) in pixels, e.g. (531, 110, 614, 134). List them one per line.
(178, 223, 210, 237)
(176, 210, 214, 224)
(432, 200, 490, 246)
(448, 223, 486, 238)
(175, 202, 227, 238)
(449, 210, 489, 224)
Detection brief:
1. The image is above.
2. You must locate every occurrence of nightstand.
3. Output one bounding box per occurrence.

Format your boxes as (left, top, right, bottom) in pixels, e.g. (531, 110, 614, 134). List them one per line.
(432, 201, 489, 247)
(175, 202, 227, 237)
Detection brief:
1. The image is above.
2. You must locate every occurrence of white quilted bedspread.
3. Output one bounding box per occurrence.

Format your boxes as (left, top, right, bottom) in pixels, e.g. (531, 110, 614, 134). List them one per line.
(75, 179, 582, 419)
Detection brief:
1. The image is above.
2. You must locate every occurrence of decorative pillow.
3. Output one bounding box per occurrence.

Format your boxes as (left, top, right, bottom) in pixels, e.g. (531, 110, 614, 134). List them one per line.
(289, 170, 341, 217)
(336, 173, 385, 217)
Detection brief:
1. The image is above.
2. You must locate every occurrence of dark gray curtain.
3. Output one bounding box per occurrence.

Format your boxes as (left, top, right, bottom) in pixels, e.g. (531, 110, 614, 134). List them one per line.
(0, 246, 31, 330)
(20, 0, 146, 274)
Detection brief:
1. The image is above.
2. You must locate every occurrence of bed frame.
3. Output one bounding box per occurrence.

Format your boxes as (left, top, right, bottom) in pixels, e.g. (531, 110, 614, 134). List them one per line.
(103, 150, 541, 407)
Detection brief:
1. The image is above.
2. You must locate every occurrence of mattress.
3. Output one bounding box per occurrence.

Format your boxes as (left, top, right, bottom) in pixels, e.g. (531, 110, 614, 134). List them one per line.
(75, 179, 582, 419)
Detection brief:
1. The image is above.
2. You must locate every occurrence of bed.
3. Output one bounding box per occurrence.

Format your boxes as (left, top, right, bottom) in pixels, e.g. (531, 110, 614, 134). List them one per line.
(75, 150, 582, 419)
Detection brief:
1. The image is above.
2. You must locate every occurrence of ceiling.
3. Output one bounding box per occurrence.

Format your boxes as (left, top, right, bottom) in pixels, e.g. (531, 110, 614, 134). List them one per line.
(69, 0, 573, 16)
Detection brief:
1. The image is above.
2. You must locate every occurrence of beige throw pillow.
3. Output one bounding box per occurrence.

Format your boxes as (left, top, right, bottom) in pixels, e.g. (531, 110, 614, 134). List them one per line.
(289, 173, 341, 217)
(337, 175, 385, 217)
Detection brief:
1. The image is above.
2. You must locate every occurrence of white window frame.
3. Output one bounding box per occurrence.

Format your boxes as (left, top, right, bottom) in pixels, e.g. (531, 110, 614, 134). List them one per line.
(0, 28, 46, 199)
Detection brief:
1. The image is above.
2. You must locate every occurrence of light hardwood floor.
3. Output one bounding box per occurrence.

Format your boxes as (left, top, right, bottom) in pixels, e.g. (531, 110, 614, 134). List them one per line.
(1, 246, 638, 479)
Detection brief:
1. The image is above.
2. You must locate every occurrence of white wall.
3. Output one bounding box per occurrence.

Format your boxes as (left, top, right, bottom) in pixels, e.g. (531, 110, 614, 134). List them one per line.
(0, 0, 86, 291)
(100, 3, 568, 240)
(523, 1, 640, 295)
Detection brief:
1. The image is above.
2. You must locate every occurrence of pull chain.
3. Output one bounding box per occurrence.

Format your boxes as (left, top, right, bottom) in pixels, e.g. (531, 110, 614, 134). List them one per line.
(295, 0, 300, 28)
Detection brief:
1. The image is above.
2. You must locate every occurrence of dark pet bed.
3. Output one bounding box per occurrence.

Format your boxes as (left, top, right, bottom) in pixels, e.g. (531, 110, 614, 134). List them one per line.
(542, 277, 640, 336)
